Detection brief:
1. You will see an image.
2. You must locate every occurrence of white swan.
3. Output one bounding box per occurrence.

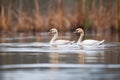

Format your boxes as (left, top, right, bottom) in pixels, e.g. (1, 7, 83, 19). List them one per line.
(74, 28, 105, 46)
(49, 28, 71, 45)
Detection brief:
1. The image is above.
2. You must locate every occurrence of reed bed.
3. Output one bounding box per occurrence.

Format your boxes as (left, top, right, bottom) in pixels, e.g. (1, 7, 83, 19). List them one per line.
(0, 0, 119, 33)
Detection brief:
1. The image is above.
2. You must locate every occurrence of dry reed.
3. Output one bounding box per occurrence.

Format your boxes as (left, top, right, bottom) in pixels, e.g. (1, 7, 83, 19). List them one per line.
(0, 0, 119, 33)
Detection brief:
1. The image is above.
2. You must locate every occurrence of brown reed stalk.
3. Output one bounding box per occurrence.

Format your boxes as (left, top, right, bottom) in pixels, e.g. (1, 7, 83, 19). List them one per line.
(74, 0, 85, 27)
(7, 3, 12, 31)
(115, 0, 119, 30)
(12, 0, 31, 32)
(81, 0, 86, 15)
(1, 5, 7, 32)
(34, 0, 42, 32)
(47, 0, 70, 31)
(15, 1, 23, 32)
(16, 12, 33, 32)
(0, 0, 119, 33)
(0, 7, 2, 31)
(14, 0, 32, 32)
(55, 0, 63, 30)
(88, 0, 117, 33)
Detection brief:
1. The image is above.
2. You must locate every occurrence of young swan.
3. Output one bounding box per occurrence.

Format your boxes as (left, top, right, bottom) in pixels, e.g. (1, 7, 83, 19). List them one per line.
(74, 28, 105, 46)
(49, 28, 70, 45)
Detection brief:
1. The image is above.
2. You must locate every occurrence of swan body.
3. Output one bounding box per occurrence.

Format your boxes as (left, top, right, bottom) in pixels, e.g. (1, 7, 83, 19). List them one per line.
(51, 40, 70, 45)
(74, 28, 105, 46)
(79, 39, 105, 46)
(49, 28, 71, 45)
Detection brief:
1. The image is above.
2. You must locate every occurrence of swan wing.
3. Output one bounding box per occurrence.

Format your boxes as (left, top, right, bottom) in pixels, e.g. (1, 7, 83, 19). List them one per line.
(95, 40, 105, 45)
(54, 40, 70, 45)
(82, 39, 104, 45)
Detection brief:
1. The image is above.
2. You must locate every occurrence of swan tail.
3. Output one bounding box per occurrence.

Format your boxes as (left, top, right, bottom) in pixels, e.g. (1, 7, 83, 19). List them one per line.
(69, 41, 75, 44)
(98, 40, 105, 45)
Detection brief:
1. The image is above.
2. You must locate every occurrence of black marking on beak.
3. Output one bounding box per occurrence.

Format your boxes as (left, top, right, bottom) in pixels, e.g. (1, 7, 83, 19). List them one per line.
(48, 30, 52, 33)
(73, 30, 77, 33)
(73, 30, 79, 33)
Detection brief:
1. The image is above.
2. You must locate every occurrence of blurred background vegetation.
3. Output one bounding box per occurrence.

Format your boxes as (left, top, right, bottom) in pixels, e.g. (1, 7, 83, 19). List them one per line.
(0, 0, 120, 33)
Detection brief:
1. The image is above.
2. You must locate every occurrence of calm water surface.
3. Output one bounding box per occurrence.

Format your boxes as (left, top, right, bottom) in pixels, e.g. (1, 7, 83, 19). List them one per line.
(0, 32, 120, 80)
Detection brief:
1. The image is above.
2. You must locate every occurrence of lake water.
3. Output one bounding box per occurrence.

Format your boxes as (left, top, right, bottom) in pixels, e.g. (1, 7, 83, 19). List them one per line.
(0, 32, 120, 80)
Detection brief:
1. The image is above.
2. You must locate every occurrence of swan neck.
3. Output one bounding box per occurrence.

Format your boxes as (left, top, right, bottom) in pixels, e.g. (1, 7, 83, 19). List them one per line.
(50, 32, 58, 44)
(77, 32, 84, 44)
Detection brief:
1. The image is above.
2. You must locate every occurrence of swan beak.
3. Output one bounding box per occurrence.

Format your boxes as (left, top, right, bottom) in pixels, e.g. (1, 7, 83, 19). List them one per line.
(48, 30, 52, 33)
(48, 31, 51, 34)
(73, 31, 77, 33)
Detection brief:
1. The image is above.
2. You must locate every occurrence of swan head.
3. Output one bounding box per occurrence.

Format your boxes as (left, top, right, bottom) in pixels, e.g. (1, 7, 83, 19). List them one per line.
(49, 28, 58, 34)
(74, 28, 84, 34)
